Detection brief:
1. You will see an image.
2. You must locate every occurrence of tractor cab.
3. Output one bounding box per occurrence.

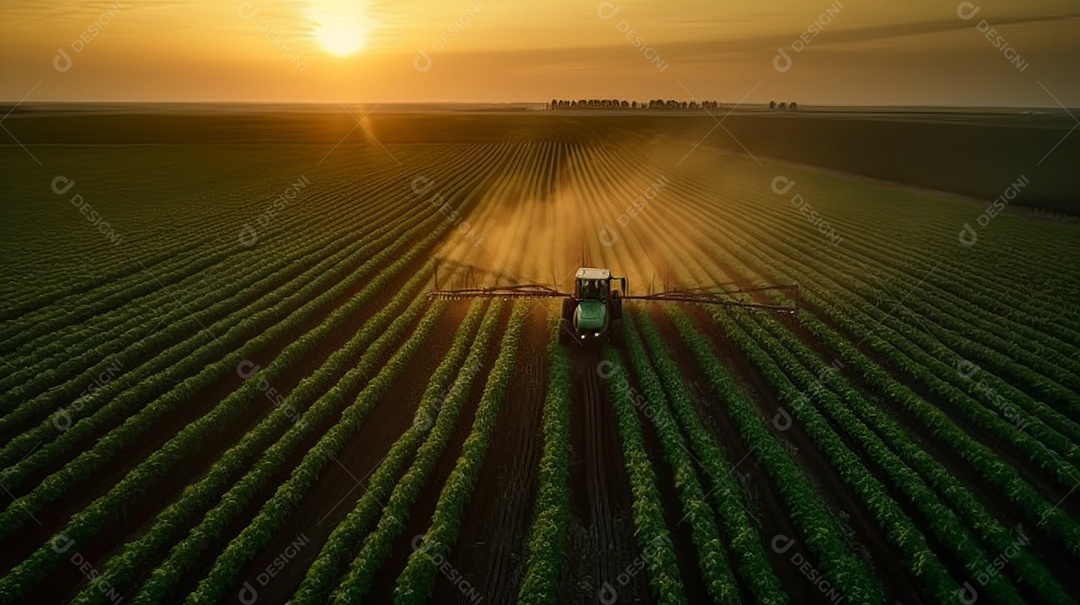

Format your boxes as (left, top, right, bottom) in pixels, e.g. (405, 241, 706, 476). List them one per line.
(560, 267, 626, 346)
(574, 267, 612, 300)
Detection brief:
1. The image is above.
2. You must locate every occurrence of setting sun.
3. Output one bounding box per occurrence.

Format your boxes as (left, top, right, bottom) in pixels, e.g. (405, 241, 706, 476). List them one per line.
(306, 0, 372, 57)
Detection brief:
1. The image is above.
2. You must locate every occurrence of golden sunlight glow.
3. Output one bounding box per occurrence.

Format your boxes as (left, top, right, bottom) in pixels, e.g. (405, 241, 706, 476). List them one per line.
(1, 0, 1077, 103)
(306, 1, 372, 57)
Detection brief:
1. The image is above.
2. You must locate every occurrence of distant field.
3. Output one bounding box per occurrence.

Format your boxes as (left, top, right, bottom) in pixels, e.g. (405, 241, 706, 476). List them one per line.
(1, 111, 1078, 604)
(5, 104, 1078, 209)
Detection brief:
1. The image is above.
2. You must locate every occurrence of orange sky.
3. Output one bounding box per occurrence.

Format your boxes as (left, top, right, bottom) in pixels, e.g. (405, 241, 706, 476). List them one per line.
(1, 0, 1078, 105)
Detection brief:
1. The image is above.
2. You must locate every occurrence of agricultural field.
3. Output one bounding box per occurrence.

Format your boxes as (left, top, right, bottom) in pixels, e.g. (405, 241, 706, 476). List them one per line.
(1, 109, 1079, 605)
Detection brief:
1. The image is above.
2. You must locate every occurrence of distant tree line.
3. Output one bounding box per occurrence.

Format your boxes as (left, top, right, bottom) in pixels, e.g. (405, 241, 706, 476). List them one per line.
(548, 99, 721, 111)
(546, 98, 800, 111)
(769, 101, 799, 111)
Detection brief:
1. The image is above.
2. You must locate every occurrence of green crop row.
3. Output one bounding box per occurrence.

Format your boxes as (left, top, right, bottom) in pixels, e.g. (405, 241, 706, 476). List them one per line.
(286, 300, 492, 605)
(797, 306, 1080, 558)
(0, 202, 429, 458)
(885, 289, 1080, 403)
(327, 300, 509, 604)
(0, 180, 352, 398)
(0, 205, 440, 485)
(0, 220, 444, 547)
(807, 286, 1080, 491)
(690, 170, 1080, 353)
(0, 237, 210, 324)
(517, 314, 572, 605)
(0, 248, 442, 600)
(288, 143, 534, 605)
(736, 207, 1080, 447)
(657, 174, 1080, 415)
(324, 138, 550, 603)
(0, 151, 422, 339)
(1, 247, 245, 354)
(790, 254, 1080, 436)
(0, 141, 487, 404)
(614, 166, 1079, 597)
(672, 194, 1080, 489)
(803, 207, 1080, 366)
(602, 344, 687, 605)
(619, 311, 740, 605)
(748, 190, 1080, 393)
(633, 310, 789, 605)
(72, 273, 440, 605)
(0, 144, 482, 404)
(0, 184, 428, 422)
(753, 308, 1074, 605)
(715, 307, 1006, 604)
(166, 299, 455, 605)
(596, 156, 1067, 600)
(0, 168, 285, 323)
(0, 141, 496, 449)
(392, 301, 530, 605)
(0, 142, 454, 320)
(667, 308, 884, 605)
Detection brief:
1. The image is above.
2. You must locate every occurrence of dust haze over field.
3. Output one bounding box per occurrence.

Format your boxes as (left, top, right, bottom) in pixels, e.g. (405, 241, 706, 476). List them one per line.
(432, 135, 703, 293)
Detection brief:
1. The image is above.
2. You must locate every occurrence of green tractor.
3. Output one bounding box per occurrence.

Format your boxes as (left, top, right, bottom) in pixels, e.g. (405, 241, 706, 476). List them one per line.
(428, 258, 799, 347)
(559, 267, 627, 346)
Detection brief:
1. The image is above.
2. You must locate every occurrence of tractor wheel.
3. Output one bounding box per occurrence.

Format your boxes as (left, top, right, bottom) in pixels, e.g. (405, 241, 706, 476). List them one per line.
(611, 321, 624, 348)
(561, 298, 575, 322)
(559, 299, 576, 345)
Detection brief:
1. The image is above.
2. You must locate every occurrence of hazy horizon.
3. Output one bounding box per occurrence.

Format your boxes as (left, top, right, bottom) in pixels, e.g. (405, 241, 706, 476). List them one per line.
(2, 1, 1079, 107)
(5, 101, 1079, 111)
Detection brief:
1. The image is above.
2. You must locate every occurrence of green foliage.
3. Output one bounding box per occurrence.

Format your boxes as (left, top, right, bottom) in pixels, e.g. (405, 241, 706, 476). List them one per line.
(804, 289, 1080, 556)
(798, 308, 1080, 575)
(633, 310, 788, 605)
(286, 299, 493, 605)
(0, 205, 429, 465)
(109, 284, 441, 605)
(619, 311, 740, 605)
(602, 345, 688, 605)
(327, 300, 510, 603)
(668, 307, 885, 605)
(393, 301, 530, 605)
(0, 223, 448, 599)
(714, 306, 991, 604)
(517, 314, 572, 605)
